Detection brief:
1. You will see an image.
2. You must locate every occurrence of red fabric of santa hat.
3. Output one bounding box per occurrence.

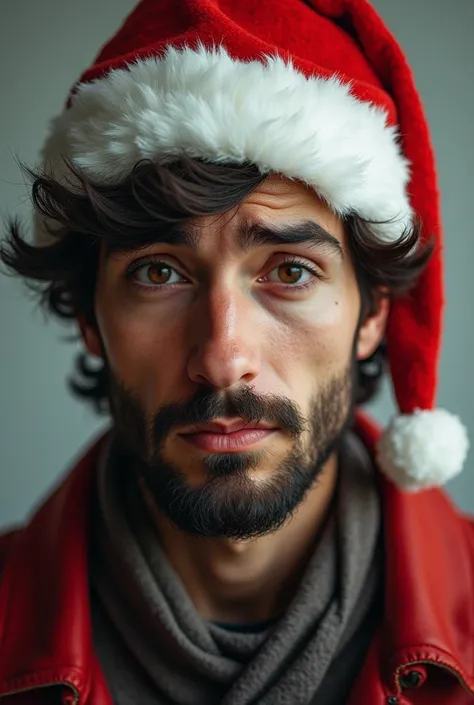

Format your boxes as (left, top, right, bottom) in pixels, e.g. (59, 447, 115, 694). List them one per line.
(36, 0, 469, 492)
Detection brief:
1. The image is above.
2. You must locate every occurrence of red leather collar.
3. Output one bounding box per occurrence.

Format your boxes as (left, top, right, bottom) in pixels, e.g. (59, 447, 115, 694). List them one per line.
(0, 433, 104, 701)
(356, 413, 474, 695)
(0, 417, 473, 701)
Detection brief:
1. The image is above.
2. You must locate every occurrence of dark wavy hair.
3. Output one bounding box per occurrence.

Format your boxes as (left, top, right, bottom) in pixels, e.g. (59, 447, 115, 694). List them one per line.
(1, 156, 433, 414)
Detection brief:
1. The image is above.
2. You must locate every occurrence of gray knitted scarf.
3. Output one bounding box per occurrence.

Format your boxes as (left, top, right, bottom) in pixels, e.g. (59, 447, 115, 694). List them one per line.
(91, 432, 381, 705)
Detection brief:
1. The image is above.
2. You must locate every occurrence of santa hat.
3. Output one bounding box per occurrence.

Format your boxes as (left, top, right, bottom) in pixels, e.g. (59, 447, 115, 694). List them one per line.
(35, 0, 469, 492)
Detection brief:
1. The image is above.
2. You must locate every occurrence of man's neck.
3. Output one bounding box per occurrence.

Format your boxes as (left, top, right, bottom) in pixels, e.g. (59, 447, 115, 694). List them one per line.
(141, 454, 339, 624)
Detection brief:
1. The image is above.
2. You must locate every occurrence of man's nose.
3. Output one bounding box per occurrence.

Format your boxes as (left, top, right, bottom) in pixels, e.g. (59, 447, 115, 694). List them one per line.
(186, 284, 261, 390)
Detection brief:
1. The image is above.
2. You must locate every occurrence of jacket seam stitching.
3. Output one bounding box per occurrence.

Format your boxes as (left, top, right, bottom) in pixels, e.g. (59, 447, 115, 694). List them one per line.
(394, 644, 474, 683)
(0, 666, 84, 692)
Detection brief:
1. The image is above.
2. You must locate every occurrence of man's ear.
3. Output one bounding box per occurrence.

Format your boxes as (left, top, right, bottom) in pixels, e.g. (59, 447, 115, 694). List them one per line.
(356, 294, 390, 361)
(77, 314, 102, 358)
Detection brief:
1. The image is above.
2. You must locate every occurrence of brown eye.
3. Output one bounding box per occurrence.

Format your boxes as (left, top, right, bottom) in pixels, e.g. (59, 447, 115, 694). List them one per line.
(263, 259, 320, 288)
(129, 260, 184, 287)
(146, 264, 172, 285)
(277, 264, 305, 284)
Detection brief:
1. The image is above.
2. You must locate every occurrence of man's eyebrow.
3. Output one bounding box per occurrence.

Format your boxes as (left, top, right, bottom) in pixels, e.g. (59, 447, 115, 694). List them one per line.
(179, 219, 344, 258)
(235, 219, 344, 258)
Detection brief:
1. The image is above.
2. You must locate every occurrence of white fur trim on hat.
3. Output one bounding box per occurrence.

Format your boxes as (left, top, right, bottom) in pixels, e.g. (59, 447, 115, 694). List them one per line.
(37, 43, 412, 245)
(376, 409, 470, 492)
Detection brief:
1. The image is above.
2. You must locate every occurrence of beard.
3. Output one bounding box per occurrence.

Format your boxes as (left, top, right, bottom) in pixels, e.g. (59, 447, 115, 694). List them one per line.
(106, 359, 356, 541)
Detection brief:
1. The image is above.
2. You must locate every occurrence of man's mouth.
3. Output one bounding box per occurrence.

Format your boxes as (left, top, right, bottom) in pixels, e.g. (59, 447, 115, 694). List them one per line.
(178, 419, 278, 452)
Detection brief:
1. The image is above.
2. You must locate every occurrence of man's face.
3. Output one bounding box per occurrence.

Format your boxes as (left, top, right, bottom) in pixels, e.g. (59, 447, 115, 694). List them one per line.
(83, 175, 386, 539)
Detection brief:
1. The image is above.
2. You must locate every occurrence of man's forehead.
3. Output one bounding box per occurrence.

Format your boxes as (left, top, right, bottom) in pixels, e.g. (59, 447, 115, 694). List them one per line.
(243, 173, 328, 208)
(101, 168, 346, 260)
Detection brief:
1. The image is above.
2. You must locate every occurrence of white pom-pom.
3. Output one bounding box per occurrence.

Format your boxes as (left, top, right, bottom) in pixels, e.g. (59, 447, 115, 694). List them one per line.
(376, 409, 470, 492)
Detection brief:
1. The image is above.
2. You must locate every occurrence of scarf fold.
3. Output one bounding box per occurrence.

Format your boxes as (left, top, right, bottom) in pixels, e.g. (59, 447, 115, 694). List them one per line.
(91, 432, 381, 705)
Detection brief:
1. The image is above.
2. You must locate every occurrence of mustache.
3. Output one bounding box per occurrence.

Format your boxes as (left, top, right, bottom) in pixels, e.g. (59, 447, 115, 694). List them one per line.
(152, 385, 307, 446)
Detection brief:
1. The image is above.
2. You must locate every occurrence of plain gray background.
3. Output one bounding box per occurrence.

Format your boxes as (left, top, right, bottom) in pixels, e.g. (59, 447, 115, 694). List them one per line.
(1, 0, 473, 530)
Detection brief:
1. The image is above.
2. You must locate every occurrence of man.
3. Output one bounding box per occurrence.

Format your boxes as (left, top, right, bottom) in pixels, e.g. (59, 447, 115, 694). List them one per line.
(0, 0, 473, 703)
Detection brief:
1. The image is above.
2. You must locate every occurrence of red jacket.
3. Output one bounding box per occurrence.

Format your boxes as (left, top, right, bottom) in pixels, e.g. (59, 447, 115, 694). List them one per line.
(1, 415, 474, 705)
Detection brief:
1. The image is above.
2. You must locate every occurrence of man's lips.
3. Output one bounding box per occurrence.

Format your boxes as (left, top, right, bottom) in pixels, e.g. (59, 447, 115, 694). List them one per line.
(178, 420, 278, 452)
(179, 420, 275, 434)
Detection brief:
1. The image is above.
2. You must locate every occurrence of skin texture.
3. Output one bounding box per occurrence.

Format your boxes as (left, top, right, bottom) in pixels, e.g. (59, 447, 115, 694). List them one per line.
(81, 174, 388, 622)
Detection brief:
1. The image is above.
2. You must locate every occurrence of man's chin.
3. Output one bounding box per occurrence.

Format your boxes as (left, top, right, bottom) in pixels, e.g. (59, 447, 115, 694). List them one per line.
(147, 484, 297, 540)
(139, 448, 319, 540)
